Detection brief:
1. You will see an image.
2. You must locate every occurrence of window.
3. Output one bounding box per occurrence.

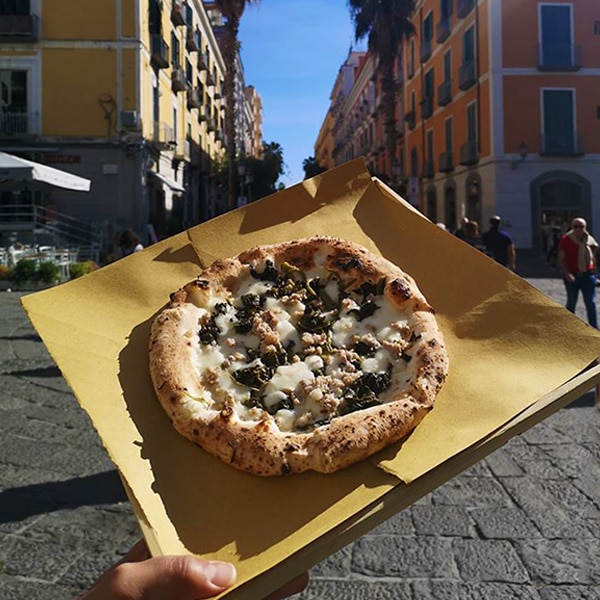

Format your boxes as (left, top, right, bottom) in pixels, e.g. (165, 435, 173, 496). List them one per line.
(0, 0, 30, 14)
(445, 118, 453, 151)
(424, 68, 435, 99)
(542, 89, 577, 154)
(466, 102, 477, 142)
(149, 0, 162, 34)
(426, 129, 434, 161)
(408, 39, 415, 77)
(440, 0, 452, 17)
(410, 147, 419, 178)
(462, 26, 475, 64)
(422, 12, 433, 61)
(539, 4, 575, 69)
(0, 70, 28, 133)
(185, 58, 193, 84)
(443, 50, 452, 83)
(171, 32, 180, 66)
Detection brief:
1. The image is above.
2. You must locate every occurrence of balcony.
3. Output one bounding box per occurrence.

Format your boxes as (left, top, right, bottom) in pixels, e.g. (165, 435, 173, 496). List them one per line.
(537, 43, 582, 72)
(198, 52, 209, 71)
(171, 0, 185, 26)
(436, 16, 451, 44)
(186, 86, 202, 110)
(206, 71, 215, 87)
(422, 160, 435, 179)
(171, 65, 187, 92)
(459, 140, 479, 165)
(404, 110, 416, 130)
(540, 133, 584, 157)
(458, 60, 476, 90)
(420, 38, 432, 63)
(207, 117, 216, 132)
(186, 27, 200, 52)
(0, 14, 38, 42)
(0, 111, 39, 136)
(151, 122, 175, 149)
(438, 151, 454, 172)
(420, 96, 434, 120)
(151, 35, 170, 69)
(456, 0, 475, 18)
(437, 80, 452, 106)
(174, 138, 191, 161)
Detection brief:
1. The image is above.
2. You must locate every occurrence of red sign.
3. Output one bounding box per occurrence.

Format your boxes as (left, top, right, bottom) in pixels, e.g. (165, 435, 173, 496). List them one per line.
(44, 154, 81, 164)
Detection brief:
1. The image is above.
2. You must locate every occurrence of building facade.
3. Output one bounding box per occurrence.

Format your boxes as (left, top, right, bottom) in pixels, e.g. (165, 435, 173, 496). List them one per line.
(316, 0, 600, 249)
(0, 0, 259, 254)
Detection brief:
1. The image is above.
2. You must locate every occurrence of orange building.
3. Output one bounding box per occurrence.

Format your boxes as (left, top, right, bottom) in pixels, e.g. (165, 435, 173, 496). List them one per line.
(317, 0, 600, 249)
(404, 0, 600, 248)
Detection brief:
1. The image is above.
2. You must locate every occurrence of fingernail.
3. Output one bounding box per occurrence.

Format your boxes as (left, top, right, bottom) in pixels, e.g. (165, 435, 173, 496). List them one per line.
(207, 561, 237, 588)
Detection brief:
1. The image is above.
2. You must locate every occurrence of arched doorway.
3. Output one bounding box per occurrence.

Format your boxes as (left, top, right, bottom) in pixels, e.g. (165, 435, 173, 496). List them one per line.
(531, 171, 591, 251)
(426, 185, 437, 222)
(444, 183, 457, 231)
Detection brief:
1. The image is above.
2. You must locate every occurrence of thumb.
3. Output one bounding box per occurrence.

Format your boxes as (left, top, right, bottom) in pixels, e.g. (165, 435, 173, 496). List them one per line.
(100, 555, 237, 600)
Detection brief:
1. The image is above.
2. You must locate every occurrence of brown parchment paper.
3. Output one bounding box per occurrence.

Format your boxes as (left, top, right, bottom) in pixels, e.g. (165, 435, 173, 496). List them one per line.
(21, 159, 600, 598)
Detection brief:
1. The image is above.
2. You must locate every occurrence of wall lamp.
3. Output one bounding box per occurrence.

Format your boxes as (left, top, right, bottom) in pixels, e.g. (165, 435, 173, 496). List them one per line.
(511, 142, 529, 170)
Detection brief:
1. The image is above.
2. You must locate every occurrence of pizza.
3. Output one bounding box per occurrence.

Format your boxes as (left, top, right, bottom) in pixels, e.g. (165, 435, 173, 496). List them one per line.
(149, 237, 448, 476)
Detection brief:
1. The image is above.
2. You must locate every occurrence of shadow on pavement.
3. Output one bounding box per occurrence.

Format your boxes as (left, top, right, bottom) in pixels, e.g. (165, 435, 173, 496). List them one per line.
(0, 470, 127, 523)
(8, 365, 62, 378)
(566, 391, 596, 408)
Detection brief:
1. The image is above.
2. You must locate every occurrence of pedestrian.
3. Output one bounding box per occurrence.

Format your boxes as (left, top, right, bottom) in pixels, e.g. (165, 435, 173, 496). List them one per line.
(556, 217, 598, 329)
(118, 228, 144, 257)
(454, 217, 469, 240)
(461, 220, 483, 249)
(482, 215, 516, 270)
(79, 539, 308, 600)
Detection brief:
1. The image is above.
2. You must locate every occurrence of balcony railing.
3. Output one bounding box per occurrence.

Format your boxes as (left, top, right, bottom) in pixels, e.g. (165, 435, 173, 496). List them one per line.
(404, 110, 416, 130)
(198, 52, 209, 71)
(151, 35, 170, 69)
(186, 86, 202, 110)
(420, 38, 432, 63)
(151, 121, 175, 148)
(439, 151, 454, 172)
(540, 133, 584, 156)
(420, 96, 434, 120)
(436, 16, 451, 44)
(437, 80, 452, 106)
(171, 0, 185, 26)
(459, 140, 479, 165)
(537, 43, 582, 72)
(0, 111, 39, 136)
(0, 14, 38, 42)
(186, 27, 200, 52)
(456, 0, 475, 18)
(171, 65, 187, 92)
(458, 60, 476, 90)
(422, 160, 435, 179)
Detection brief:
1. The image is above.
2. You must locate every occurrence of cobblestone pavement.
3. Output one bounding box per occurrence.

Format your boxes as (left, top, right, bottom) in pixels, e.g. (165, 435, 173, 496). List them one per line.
(0, 252, 598, 600)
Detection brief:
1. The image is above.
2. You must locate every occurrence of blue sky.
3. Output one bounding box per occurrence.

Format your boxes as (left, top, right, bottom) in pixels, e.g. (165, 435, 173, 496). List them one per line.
(239, 0, 364, 186)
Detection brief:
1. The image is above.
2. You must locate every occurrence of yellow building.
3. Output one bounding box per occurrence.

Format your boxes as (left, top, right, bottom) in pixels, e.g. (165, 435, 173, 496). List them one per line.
(0, 0, 230, 252)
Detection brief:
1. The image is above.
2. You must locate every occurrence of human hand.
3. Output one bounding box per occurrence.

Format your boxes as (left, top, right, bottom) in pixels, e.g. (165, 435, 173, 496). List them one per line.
(79, 539, 308, 600)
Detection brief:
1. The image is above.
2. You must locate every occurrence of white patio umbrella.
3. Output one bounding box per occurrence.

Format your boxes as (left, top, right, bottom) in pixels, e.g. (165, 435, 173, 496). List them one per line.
(0, 152, 91, 192)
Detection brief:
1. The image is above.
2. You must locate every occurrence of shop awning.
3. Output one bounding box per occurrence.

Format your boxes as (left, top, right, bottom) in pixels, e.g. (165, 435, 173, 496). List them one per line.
(148, 170, 185, 192)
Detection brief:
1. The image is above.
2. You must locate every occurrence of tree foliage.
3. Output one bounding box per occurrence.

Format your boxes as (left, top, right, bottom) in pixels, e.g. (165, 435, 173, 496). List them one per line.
(302, 156, 327, 179)
(348, 0, 416, 173)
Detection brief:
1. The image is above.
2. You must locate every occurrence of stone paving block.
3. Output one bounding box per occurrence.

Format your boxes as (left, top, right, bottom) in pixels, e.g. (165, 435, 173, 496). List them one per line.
(0, 434, 66, 469)
(538, 586, 600, 600)
(452, 539, 530, 583)
(539, 443, 599, 479)
(296, 579, 412, 599)
(411, 504, 475, 537)
(458, 581, 541, 599)
(549, 408, 600, 444)
(308, 544, 351, 577)
(516, 539, 595, 584)
(469, 506, 542, 540)
(499, 477, 591, 539)
(351, 535, 456, 578)
(0, 575, 80, 600)
(484, 448, 525, 477)
(2, 536, 81, 582)
(433, 476, 513, 508)
(410, 579, 462, 600)
(541, 478, 600, 520)
(371, 509, 414, 535)
(521, 421, 572, 445)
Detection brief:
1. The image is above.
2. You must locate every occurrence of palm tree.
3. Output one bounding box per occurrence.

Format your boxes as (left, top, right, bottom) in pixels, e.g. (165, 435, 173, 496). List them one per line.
(214, 0, 260, 210)
(348, 0, 415, 178)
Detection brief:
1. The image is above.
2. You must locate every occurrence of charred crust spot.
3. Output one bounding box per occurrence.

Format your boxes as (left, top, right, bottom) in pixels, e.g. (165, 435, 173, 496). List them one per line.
(281, 462, 292, 475)
(193, 428, 199, 436)
(389, 278, 412, 301)
(284, 443, 298, 453)
(334, 254, 362, 271)
(157, 381, 166, 390)
(428, 339, 437, 347)
(169, 394, 178, 404)
(220, 406, 234, 420)
(195, 279, 210, 289)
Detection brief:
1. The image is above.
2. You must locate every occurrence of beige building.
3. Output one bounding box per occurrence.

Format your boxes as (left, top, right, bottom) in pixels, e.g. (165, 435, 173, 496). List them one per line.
(0, 0, 257, 255)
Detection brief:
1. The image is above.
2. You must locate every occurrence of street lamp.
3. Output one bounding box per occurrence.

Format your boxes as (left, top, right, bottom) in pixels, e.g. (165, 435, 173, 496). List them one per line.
(511, 142, 529, 170)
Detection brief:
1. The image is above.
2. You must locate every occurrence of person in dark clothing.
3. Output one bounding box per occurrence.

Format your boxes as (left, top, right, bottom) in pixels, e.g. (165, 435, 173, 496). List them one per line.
(482, 215, 516, 270)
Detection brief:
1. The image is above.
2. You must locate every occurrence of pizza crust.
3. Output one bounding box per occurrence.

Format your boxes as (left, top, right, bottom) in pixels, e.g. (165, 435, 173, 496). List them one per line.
(149, 237, 448, 476)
